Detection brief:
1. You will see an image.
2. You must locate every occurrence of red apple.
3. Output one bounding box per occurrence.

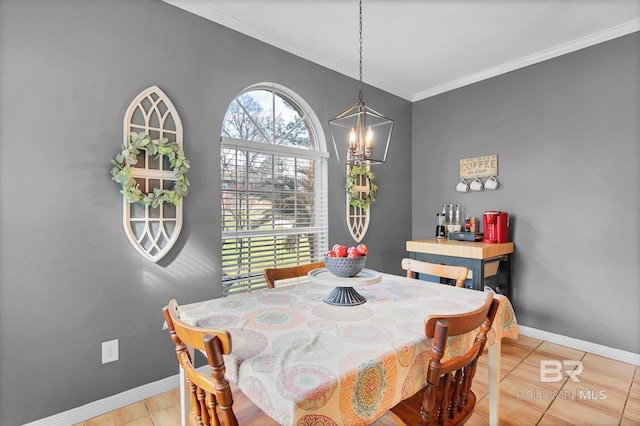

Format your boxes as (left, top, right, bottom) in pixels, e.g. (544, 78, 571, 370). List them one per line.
(332, 244, 347, 258)
(325, 251, 335, 257)
(356, 244, 368, 255)
(347, 252, 360, 258)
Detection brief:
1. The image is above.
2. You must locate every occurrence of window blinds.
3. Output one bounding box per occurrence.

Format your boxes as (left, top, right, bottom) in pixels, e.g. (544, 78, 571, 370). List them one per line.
(221, 140, 328, 295)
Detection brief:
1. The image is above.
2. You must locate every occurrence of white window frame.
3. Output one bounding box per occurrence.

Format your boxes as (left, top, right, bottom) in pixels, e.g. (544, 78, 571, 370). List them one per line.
(220, 83, 329, 295)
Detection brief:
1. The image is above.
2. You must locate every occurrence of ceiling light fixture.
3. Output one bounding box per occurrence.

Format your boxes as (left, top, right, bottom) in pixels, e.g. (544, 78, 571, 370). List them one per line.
(329, 0, 394, 165)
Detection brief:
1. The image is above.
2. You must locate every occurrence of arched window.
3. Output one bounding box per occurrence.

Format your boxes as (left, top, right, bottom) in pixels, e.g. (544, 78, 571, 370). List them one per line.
(221, 84, 329, 295)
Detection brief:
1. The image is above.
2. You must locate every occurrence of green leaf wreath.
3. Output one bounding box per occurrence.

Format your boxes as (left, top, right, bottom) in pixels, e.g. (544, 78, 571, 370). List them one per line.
(346, 165, 377, 211)
(110, 132, 190, 207)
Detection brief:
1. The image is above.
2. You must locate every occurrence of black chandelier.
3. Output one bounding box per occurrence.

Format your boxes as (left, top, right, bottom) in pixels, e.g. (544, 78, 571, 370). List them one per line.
(328, 0, 394, 165)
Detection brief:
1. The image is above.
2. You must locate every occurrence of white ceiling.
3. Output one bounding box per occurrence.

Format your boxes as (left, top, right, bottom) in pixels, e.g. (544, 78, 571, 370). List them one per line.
(162, 0, 640, 101)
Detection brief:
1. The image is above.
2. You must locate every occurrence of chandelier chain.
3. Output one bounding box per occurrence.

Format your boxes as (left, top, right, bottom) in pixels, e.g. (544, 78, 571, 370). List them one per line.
(358, 0, 363, 101)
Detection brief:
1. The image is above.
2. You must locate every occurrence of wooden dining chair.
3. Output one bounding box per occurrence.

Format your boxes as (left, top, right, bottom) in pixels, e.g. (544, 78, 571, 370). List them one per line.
(401, 258, 469, 288)
(263, 261, 325, 288)
(163, 299, 278, 426)
(389, 293, 499, 425)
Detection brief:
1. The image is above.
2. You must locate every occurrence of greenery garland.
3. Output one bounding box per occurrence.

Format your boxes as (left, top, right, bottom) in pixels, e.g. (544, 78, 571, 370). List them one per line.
(346, 165, 377, 211)
(111, 132, 190, 207)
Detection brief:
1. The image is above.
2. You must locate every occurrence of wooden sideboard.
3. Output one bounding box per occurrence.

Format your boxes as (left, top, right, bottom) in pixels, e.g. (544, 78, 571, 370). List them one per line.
(406, 238, 514, 297)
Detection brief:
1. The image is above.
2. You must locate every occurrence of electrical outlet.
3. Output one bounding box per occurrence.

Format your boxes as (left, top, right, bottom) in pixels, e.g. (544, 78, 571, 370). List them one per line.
(102, 339, 119, 364)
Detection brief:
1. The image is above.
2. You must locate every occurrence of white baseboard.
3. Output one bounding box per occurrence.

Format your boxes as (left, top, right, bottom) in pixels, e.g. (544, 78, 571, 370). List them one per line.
(518, 325, 640, 366)
(22, 374, 181, 426)
(23, 328, 640, 425)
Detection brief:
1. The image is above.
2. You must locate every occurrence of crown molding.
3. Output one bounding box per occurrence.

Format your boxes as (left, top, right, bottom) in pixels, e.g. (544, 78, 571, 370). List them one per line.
(412, 19, 640, 102)
(165, 2, 639, 103)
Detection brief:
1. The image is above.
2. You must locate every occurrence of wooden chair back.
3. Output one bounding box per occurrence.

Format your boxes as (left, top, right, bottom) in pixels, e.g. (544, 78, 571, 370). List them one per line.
(263, 261, 326, 288)
(390, 293, 499, 425)
(163, 299, 238, 426)
(401, 258, 469, 288)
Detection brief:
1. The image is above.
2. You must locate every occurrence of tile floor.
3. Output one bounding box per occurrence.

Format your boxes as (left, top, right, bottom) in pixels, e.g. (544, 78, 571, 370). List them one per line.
(74, 336, 639, 426)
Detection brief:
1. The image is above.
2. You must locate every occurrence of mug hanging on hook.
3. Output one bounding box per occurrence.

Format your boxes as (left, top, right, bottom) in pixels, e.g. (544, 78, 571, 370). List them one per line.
(470, 177, 484, 191)
(456, 179, 469, 193)
(485, 176, 499, 190)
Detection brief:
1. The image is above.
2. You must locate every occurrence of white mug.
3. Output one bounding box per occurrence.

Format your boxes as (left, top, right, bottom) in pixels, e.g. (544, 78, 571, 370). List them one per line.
(470, 177, 483, 191)
(456, 179, 469, 193)
(485, 176, 499, 190)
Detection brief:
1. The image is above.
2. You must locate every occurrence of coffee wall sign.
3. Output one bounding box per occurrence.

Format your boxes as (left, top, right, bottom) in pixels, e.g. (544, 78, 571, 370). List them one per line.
(459, 154, 498, 179)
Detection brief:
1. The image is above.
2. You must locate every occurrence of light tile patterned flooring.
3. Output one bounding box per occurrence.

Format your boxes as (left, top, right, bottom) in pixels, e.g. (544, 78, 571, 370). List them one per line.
(74, 336, 639, 426)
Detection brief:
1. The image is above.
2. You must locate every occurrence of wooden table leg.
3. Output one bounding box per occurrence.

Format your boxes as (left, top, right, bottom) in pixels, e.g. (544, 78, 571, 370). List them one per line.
(488, 339, 502, 426)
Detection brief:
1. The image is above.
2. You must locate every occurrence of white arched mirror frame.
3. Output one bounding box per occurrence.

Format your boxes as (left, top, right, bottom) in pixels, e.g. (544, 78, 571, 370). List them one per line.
(122, 86, 184, 262)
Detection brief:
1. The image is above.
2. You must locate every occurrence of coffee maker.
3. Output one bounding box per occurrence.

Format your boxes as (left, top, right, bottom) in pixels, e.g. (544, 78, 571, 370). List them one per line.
(482, 211, 509, 243)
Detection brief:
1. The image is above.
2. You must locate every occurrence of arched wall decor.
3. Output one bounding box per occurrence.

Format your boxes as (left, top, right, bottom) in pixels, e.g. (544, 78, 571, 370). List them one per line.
(122, 86, 184, 262)
(346, 164, 372, 242)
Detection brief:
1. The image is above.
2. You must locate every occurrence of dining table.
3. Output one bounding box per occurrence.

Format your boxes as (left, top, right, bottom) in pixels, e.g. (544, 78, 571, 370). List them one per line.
(175, 269, 518, 426)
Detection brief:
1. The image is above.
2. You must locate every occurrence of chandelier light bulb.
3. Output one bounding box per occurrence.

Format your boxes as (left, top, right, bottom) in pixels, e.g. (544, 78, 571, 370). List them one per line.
(349, 128, 357, 149)
(366, 126, 374, 149)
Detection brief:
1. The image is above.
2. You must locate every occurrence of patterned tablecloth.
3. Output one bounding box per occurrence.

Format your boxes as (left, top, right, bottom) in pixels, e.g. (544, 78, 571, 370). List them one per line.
(178, 271, 518, 426)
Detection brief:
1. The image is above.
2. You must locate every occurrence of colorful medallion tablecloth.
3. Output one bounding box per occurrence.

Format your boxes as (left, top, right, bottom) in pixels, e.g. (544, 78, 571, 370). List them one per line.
(179, 272, 518, 425)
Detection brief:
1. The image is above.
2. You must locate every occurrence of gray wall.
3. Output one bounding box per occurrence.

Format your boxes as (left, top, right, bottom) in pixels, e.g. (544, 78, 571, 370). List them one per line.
(0, 0, 412, 424)
(411, 33, 640, 353)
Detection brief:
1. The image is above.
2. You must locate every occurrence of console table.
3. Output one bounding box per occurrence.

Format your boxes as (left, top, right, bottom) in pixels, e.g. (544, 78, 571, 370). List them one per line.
(406, 238, 514, 297)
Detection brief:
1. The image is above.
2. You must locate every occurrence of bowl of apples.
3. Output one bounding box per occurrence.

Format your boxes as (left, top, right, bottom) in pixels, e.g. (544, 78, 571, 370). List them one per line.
(324, 243, 368, 277)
